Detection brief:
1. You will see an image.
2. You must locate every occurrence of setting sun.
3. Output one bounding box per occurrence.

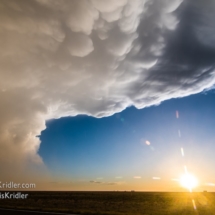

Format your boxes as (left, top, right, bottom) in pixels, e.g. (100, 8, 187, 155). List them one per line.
(180, 173, 198, 192)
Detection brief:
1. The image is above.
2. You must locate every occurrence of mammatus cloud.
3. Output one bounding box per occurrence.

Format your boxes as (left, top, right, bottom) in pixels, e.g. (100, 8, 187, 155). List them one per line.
(0, 0, 215, 181)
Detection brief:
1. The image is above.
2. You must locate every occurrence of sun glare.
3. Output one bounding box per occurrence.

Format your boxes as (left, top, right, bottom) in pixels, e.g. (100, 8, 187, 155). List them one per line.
(180, 173, 198, 192)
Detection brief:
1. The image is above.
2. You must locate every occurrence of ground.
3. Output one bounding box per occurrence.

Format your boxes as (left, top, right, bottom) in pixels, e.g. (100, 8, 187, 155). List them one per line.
(0, 191, 215, 215)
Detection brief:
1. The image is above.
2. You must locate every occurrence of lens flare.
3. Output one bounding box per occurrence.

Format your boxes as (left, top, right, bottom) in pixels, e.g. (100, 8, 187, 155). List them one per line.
(192, 199, 197, 210)
(180, 173, 198, 192)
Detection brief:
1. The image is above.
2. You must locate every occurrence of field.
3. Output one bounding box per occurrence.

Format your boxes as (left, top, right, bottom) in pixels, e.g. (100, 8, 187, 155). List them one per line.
(0, 191, 215, 215)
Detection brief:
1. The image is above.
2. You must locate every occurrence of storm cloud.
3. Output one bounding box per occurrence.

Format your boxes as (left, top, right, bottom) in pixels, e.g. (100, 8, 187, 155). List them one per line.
(0, 0, 215, 180)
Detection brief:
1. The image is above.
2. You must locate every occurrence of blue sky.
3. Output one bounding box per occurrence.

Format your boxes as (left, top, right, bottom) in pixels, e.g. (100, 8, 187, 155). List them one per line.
(39, 91, 215, 191)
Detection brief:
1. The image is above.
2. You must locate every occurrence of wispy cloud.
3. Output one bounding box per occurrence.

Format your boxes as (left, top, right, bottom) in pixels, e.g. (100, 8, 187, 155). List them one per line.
(133, 176, 142, 179)
(90, 180, 125, 185)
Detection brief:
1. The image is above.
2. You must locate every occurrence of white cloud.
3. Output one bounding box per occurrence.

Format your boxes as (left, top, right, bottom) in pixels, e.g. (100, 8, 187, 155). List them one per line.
(67, 33, 94, 57)
(91, 0, 127, 13)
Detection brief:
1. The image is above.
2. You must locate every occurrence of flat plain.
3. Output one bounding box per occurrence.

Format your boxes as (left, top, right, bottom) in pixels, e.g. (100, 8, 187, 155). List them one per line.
(0, 191, 215, 215)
